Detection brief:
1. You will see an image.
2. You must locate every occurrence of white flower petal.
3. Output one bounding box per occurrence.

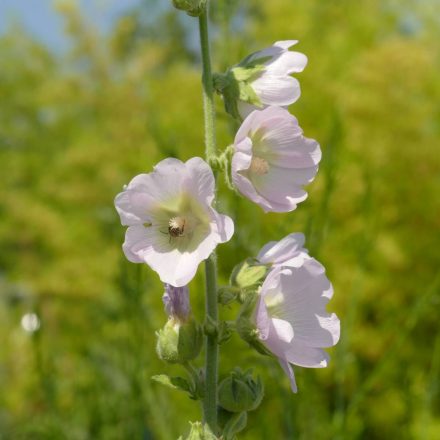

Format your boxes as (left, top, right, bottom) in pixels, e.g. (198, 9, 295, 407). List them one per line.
(237, 101, 260, 120)
(255, 296, 271, 340)
(184, 157, 215, 205)
(251, 165, 311, 212)
(271, 318, 294, 343)
(150, 158, 187, 204)
(124, 224, 203, 287)
(257, 232, 306, 265)
(122, 225, 155, 263)
(232, 151, 277, 212)
(114, 190, 154, 226)
(265, 51, 308, 75)
(284, 341, 330, 368)
(274, 40, 299, 50)
(276, 260, 340, 347)
(278, 359, 298, 393)
(252, 75, 301, 106)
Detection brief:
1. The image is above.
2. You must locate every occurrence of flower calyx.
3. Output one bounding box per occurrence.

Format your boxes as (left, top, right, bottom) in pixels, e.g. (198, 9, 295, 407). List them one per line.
(218, 368, 264, 413)
(235, 293, 272, 357)
(213, 59, 268, 120)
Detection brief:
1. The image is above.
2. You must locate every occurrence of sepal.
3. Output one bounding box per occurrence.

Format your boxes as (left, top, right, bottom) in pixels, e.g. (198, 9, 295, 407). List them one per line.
(236, 294, 272, 357)
(218, 409, 248, 440)
(213, 55, 271, 120)
(217, 286, 240, 306)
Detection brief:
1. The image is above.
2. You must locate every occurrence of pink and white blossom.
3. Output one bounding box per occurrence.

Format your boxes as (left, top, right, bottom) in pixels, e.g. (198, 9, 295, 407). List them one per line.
(236, 40, 307, 118)
(232, 106, 321, 213)
(254, 258, 340, 392)
(114, 157, 234, 287)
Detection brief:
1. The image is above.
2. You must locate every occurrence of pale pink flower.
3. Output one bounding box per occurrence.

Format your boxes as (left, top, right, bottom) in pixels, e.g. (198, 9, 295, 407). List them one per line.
(114, 157, 234, 287)
(232, 106, 321, 213)
(236, 40, 307, 119)
(254, 260, 340, 392)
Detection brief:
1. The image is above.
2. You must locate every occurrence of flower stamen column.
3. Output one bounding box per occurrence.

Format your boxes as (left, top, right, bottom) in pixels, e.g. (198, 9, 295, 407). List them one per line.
(198, 4, 218, 431)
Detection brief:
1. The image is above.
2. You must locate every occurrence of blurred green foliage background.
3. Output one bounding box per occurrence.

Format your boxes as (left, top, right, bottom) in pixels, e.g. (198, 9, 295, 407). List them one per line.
(1, 0, 440, 438)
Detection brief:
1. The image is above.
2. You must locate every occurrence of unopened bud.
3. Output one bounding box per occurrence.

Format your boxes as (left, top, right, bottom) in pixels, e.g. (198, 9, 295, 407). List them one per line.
(230, 259, 268, 291)
(172, 0, 206, 17)
(218, 368, 264, 413)
(156, 318, 203, 364)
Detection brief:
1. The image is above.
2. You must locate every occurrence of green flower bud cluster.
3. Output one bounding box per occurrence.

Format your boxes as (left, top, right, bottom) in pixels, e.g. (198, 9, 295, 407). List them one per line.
(172, 0, 206, 17)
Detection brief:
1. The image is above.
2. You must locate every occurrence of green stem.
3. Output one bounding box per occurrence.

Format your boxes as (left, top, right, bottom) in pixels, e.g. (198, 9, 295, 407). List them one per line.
(199, 7, 217, 161)
(204, 254, 218, 429)
(198, 5, 219, 432)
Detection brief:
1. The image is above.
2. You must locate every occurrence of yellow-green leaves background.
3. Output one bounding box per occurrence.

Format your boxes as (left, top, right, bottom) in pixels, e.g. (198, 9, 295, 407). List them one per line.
(1, 1, 439, 438)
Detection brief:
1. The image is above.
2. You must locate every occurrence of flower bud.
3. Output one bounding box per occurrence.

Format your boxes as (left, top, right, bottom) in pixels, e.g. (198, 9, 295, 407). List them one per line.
(172, 0, 206, 17)
(156, 318, 203, 364)
(218, 368, 264, 413)
(230, 258, 268, 290)
(185, 421, 217, 439)
(217, 286, 239, 306)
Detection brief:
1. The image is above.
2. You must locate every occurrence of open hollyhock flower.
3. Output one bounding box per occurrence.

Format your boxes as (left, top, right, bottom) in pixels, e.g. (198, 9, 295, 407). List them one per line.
(214, 40, 307, 119)
(252, 259, 340, 393)
(114, 157, 234, 287)
(232, 106, 321, 212)
(236, 40, 307, 119)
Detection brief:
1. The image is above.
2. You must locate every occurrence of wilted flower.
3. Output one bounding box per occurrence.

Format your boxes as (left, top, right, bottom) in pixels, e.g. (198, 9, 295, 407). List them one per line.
(157, 283, 202, 364)
(232, 106, 321, 213)
(214, 40, 307, 119)
(115, 157, 234, 287)
(241, 259, 340, 393)
(163, 284, 191, 323)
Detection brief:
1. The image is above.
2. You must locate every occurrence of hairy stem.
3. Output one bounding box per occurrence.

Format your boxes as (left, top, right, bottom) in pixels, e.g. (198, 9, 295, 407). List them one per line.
(198, 5, 219, 432)
(199, 6, 217, 162)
